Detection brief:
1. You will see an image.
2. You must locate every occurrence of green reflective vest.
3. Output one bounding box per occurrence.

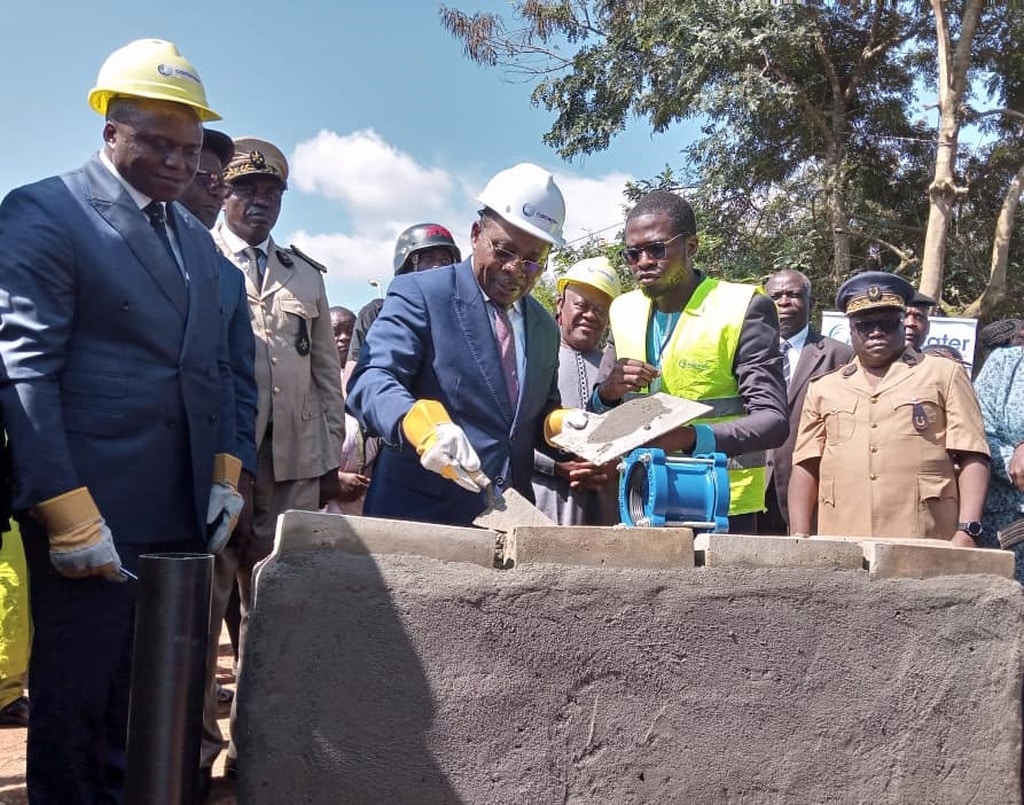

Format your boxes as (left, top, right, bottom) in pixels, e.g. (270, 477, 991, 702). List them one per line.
(609, 277, 766, 515)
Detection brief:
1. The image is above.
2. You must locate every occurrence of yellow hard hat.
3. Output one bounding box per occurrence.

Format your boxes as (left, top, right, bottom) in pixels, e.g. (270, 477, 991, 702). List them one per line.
(557, 256, 622, 300)
(88, 39, 220, 121)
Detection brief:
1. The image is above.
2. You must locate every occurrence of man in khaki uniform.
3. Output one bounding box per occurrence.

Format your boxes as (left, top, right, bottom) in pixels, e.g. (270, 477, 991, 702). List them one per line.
(212, 137, 344, 777)
(789, 271, 989, 545)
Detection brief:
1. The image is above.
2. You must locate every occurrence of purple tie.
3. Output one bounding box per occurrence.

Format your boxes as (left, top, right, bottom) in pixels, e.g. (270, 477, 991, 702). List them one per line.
(492, 302, 519, 407)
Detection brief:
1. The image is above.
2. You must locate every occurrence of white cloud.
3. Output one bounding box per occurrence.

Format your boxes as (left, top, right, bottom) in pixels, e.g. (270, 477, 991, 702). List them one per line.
(286, 129, 634, 307)
(291, 129, 455, 222)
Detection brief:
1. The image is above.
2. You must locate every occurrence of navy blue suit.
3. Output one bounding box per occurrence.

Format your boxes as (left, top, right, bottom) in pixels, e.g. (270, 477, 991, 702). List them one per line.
(0, 155, 233, 803)
(347, 259, 561, 526)
(216, 253, 258, 474)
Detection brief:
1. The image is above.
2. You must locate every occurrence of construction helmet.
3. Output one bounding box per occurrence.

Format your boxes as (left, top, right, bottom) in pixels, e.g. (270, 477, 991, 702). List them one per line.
(89, 39, 221, 121)
(475, 163, 567, 247)
(393, 223, 461, 275)
(557, 256, 622, 300)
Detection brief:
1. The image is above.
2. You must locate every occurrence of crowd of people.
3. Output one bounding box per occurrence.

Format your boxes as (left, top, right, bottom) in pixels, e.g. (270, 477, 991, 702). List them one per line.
(0, 36, 1022, 805)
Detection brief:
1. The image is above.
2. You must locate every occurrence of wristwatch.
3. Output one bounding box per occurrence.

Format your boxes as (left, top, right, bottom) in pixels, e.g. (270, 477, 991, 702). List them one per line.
(958, 521, 983, 539)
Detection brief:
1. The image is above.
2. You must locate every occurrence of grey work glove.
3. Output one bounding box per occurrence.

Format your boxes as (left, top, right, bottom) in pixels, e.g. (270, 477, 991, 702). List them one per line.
(206, 481, 244, 554)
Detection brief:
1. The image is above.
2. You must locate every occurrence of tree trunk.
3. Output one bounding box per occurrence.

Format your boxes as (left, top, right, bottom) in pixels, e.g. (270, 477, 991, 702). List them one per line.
(961, 162, 1024, 318)
(919, 0, 985, 300)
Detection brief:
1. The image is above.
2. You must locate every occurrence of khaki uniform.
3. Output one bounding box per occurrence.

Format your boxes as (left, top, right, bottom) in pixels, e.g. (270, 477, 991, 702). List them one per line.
(792, 350, 989, 538)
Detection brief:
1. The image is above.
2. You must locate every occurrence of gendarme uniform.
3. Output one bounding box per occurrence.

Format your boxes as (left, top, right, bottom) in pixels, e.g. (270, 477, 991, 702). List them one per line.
(791, 273, 989, 538)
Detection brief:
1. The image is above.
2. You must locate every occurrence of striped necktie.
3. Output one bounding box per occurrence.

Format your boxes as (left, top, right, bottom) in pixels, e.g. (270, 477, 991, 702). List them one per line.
(781, 340, 792, 386)
(492, 302, 519, 407)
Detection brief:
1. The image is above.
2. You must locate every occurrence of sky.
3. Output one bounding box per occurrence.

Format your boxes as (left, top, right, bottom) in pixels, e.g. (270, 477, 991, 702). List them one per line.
(0, 1, 696, 312)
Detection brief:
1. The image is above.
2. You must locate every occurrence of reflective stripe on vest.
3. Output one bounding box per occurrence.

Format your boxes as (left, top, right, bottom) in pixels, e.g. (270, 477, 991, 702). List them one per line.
(609, 278, 766, 515)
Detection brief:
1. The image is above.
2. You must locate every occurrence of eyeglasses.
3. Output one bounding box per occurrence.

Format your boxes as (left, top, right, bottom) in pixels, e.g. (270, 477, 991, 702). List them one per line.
(230, 181, 284, 203)
(620, 232, 686, 266)
(484, 232, 545, 276)
(194, 169, 228, 194)
(851, 317, 902, 337)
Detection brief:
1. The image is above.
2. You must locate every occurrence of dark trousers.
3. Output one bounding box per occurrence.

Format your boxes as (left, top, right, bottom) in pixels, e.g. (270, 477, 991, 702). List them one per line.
(22, 523, 200, 805)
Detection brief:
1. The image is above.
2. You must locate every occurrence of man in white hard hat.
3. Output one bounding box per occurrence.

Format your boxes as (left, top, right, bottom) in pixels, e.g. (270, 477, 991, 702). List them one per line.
(348, 163, 580, 525)
(0, 39, 241, 802)
(532, 256, 622, 525)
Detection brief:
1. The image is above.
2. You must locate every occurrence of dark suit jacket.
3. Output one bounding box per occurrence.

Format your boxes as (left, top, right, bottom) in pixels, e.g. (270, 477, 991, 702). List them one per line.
(217, 253, 258, 475)
(766, 330, 853, 528)
(0, 155, 233, 543)
(346, 259, 561, 526)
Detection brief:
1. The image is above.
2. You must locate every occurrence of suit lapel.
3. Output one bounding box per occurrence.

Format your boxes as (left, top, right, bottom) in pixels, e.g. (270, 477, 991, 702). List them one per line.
(261, 240, 295, 299)
(452, 261, 515, 422)
(81, 158, 188, 318)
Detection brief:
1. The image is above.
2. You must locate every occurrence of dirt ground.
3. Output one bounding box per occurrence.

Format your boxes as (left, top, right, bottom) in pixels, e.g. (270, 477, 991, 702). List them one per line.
(0, 624, 238, 805)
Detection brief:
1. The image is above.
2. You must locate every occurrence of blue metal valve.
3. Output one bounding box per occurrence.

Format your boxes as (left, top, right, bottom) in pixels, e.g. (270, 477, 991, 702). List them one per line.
(618, 448, 730, 532)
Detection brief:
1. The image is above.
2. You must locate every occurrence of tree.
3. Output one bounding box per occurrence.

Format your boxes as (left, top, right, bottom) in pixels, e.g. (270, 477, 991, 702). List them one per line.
(442, 0, 932, 288)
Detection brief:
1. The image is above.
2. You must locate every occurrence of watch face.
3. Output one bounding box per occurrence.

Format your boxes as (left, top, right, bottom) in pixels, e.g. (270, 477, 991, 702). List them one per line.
(961, 521, 983, 538)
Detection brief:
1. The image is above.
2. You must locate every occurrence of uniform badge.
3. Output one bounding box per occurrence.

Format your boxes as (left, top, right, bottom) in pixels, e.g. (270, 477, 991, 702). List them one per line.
(276, 249, 294, 267)
(296, 318, 311, 356)
(911, 401, 928, 431)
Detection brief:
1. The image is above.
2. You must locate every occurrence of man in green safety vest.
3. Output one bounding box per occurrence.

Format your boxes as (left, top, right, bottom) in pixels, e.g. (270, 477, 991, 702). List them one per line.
(593, 190, 789, 533)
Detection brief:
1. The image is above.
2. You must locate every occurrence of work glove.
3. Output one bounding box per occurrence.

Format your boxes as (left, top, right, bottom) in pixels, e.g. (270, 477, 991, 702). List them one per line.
(543, 407, 590, 447)
(207, 454, 244, 554)
(401, 399, 487, 493)
(33, 487, 126, 582)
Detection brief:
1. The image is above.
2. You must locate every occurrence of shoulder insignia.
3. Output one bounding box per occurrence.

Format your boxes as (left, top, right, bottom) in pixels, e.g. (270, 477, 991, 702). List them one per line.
(841, 364, 858, 378)
(901, 347, 922, 366)
(274, 248, 294, 268)
(288, 244, 328, 273)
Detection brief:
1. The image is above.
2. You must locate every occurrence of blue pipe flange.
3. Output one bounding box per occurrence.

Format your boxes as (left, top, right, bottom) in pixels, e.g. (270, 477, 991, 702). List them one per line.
(618, 448, 730, 532)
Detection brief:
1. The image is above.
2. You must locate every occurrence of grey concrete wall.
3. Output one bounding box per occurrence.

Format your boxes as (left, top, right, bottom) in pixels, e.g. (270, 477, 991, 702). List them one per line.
(237, 515, 1024, 804)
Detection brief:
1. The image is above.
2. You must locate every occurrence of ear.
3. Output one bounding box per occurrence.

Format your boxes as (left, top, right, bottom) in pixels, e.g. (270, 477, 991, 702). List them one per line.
(685, 235, 699, 258)
(102, 120, 118, 147)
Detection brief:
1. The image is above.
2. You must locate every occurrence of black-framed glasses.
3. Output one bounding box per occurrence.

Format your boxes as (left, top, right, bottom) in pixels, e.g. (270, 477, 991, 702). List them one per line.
(851, 317, 902, 337)
(484, 232, 545, 276)
(620, 232, 686, 266)
(194, 169, 228, 195)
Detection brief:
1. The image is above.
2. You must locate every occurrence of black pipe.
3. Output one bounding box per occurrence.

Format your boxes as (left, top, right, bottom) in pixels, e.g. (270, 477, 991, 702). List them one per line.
(125, 552, 213, 805)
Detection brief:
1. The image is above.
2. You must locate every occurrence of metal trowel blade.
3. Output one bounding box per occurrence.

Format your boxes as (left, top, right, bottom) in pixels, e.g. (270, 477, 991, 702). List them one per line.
(473, 485, 554, 533)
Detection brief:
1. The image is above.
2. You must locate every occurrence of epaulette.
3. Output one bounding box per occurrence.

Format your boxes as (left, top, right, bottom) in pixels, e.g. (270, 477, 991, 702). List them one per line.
(901, 347, 922, 366)
(288, 244, 328, 273)
(826, 363, 857, 380)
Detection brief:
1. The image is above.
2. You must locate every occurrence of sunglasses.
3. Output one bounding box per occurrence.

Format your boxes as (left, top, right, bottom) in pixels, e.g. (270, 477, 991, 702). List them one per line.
(484, 232, 545, 276)
(851, 317, 902, 337)
(194, 169, 229, 195)
(620, 232, 686, 266)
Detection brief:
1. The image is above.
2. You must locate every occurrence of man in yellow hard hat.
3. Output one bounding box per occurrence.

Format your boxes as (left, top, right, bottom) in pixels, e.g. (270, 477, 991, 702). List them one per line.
(0, 39, 241, 802)
(532, 256, 622, 525)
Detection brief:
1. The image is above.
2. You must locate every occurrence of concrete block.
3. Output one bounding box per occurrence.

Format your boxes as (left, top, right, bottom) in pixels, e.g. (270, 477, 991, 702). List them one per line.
(238, 547, 1024, 804)
(274, 509, 497, 568)
(865, 539, 1015, 579)
(807, 535, 1016, 580)
(510, 525, 694, 569)
(695, 533, 864, 570)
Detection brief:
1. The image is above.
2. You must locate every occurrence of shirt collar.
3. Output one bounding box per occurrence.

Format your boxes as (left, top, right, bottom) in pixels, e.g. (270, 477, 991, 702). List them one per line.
(219, 223, 271, 258)
(784, 323, 810, 350)
(98, 149, 151, 210)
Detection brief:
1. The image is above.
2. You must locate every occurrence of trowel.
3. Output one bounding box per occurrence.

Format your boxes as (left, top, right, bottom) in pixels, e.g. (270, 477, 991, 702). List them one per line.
(467, 469, 555, 532)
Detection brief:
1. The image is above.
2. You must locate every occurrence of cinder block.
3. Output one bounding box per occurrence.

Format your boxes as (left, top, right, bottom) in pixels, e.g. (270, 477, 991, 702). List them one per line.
(865, 540, 1015, 579)
(695, 533, 863, 570)
(510, 525, 693, 568)
(274, 509, 497, 568)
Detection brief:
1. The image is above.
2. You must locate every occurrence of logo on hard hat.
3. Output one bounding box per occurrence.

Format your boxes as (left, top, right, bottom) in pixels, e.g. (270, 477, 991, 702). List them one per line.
(522, 203, 557, 227)
(157, 63, 174, 77)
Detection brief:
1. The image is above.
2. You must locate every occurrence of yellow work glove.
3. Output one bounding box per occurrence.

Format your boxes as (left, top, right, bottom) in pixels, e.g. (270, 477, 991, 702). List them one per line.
(207, 453, 244, 554)
(401, 400, 487, 493)
(32, 487, 126, 582)
(543, 407, 590, 447)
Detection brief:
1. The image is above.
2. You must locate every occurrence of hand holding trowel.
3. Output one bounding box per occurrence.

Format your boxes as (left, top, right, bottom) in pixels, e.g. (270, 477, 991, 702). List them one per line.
(401, 399, 555, 530)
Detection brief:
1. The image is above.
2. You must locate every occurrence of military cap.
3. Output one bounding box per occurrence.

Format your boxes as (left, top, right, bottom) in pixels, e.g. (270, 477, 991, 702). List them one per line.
(201, 128, 234, 166)
(224, 136, 288, 188)
(836, 271, 915, 315)
(908, 291, 936, 309)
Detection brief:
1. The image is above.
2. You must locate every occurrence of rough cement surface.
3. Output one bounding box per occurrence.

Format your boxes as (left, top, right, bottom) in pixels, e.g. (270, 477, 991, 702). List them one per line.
(238, 554, 1024, 804)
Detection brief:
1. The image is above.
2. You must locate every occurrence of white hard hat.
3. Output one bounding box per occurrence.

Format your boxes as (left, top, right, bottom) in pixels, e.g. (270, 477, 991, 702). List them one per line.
(557, 256, 621, 300)
(475, 163, 566, 247)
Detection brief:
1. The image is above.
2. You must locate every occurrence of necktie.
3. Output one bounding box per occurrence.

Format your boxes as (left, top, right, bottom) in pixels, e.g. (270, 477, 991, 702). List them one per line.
(242, 246, 264, 290)
(144, 201, 178, 267)
(781, 340, 792, 386)
(492, 302, 519, 407)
